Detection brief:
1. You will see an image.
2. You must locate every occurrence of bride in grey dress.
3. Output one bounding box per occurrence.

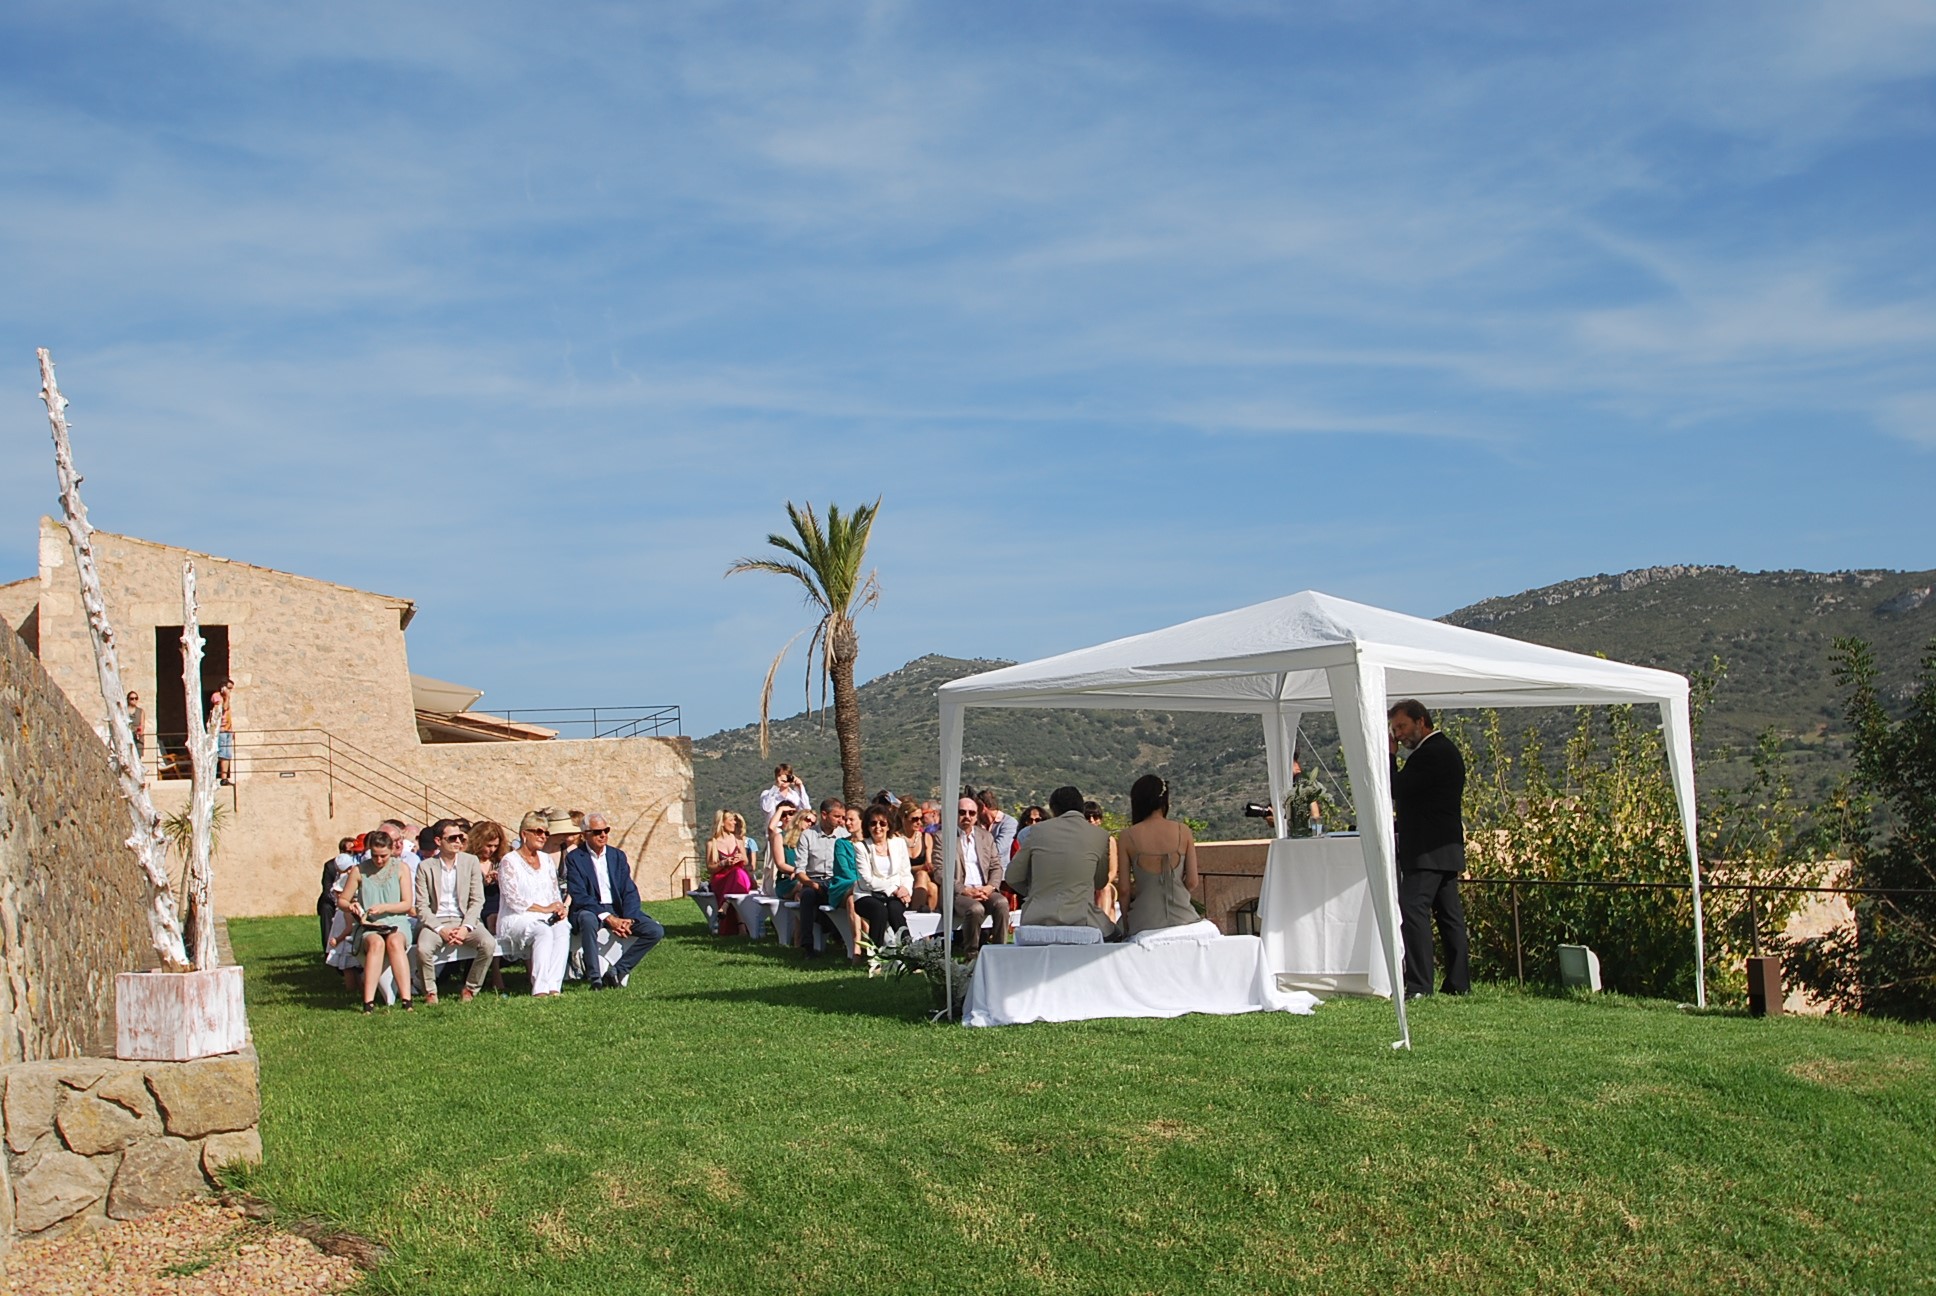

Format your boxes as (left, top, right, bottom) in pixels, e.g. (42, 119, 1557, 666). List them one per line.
(1114, 775, 1202, 936)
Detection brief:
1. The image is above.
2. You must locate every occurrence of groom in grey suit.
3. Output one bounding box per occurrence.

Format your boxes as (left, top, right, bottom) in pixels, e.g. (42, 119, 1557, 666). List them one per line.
(1008, 785, 1117, 937)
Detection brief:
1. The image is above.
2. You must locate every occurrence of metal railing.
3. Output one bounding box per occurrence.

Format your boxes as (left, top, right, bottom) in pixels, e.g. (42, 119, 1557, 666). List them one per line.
(1465, 875, 1936, 987)
(153, 727, 493, 825)
(485, 705, 681, 739)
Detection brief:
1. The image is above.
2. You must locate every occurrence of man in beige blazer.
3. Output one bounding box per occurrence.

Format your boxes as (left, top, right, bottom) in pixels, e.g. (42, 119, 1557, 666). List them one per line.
(413, 818, 497, 1002)
(1008, 786, 1117, 937)
(953, 794, 1009, 954)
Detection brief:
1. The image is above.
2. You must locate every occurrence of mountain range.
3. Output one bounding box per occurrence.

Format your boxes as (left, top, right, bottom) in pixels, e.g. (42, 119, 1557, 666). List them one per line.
(692, 565, 1935, 842)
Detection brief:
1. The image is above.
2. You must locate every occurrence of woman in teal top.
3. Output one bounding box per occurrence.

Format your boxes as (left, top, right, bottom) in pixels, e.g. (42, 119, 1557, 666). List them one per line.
(827, 810, 863, 961)
(343, 830, 416, 1013)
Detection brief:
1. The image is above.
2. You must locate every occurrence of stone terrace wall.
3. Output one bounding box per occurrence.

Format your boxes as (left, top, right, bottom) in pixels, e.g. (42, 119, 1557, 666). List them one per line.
(1, 1049, 260, 1242)
(414, 736, 700, 900)
(0, 615, 157, 1064)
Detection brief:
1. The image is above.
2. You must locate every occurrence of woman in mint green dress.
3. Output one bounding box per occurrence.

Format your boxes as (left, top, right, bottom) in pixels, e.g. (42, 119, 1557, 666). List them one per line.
(343, 830, 416, 1012)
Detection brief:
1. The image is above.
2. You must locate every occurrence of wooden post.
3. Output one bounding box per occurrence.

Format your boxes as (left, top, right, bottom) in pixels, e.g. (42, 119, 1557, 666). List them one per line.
(181, 561, 219, 972)
(38, 348, 190, 973)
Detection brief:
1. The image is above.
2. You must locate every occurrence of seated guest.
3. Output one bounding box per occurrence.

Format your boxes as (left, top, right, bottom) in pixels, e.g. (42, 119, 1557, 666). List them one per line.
(564, 811, 665, 988)
(706, 811, 756, 936)
(372, 818, 419, 868)
(498, 811, 571, 996)
(787, 799, 848, 954)
(319, 835, 358, 951)
(977, 789, 1019, 861)
(953, 795, 1010, 955)
(855, 804, 913, 947)
(341, 829, 416, 1012)
(468, 819, 512, 996)
(771, 803, 808, 928)
(1008, 785, 1116, 937)
(413, 819, 496, 1003)
(1015, 806, 1048, 847)
(825, 806, 864, 961)
(1083, 801, 1120, 921)
(1114, 775, 1202, 937)
(763, 802, 796, 894)
(544, 807, 583, 861)
(901, 802, 938, 912)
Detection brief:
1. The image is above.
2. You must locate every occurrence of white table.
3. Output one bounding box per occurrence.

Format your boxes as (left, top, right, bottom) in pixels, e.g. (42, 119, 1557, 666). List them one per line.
(962, 935, 1319, 1027)
(1256, 835, 1392, 997)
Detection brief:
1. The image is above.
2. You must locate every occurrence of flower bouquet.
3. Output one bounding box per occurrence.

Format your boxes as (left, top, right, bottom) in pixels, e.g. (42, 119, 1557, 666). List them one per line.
(865, 932, 974, 1020)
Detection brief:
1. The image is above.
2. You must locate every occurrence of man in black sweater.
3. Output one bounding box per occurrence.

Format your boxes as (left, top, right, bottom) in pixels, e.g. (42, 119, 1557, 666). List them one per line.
(1388, 699, 1471, 998)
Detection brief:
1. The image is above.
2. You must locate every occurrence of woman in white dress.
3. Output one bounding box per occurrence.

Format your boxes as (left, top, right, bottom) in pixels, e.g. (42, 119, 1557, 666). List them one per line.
(497, 811, 571, 995)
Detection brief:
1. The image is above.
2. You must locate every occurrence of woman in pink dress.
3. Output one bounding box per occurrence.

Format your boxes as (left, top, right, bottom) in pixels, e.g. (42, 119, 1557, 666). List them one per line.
(707, 811, 756, 935)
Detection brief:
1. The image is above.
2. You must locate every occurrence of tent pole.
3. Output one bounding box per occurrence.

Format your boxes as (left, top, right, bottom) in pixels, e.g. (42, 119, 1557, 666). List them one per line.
(1660, 696, 1706, 1008)
(1327, 654, 1409, 1049)
(1262, 703, 1302, 839)
(938, 699, 965, 1020)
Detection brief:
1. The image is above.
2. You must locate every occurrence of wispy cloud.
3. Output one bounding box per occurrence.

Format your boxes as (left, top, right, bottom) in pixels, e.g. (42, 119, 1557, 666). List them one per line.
(1, 1, 1931, 731)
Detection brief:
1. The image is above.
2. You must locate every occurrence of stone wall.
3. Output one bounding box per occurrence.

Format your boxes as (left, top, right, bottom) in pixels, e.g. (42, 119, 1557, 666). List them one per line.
(414, 736, 699, 899)
(17, 520, 701, 915)
(31, 519, 420, 755)
(0, 1048, 261, 1243)
(1195, 838, 1270, 932)
(0, 614, 157, 1064)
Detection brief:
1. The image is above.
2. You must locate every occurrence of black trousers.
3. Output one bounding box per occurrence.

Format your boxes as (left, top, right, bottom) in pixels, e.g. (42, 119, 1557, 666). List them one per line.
(853, 893, 908, 946)
(1399, 868, 1470, 996)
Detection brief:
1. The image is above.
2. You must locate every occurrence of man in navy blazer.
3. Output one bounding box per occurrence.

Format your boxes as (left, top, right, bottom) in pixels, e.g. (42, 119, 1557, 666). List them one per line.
(564, 812, 664, 988)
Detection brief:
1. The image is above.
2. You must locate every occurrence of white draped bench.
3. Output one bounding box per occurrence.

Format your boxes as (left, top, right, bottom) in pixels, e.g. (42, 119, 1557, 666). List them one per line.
(962, 934, 1320, 1027)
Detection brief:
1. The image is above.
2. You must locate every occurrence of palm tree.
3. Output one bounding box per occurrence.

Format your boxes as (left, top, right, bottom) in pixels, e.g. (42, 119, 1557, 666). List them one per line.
(726, 499, 881, 806)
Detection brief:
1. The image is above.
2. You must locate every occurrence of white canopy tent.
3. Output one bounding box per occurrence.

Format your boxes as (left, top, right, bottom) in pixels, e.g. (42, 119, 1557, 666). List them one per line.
(936, 591, 1706, 1047)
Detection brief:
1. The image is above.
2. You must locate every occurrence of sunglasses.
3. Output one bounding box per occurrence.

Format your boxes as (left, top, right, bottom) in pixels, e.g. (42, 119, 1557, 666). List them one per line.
(587, 828, 611, 836)
(442, 833, 467, 842)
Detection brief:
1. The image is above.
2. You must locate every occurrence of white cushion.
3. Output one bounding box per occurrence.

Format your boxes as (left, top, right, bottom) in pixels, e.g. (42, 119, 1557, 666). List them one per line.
(1128, 919, 1221, 948)
(1015, 924, 1103, 946)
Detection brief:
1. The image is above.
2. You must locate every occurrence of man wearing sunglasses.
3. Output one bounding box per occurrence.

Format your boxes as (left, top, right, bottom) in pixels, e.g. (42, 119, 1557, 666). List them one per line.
(564, 812, 663, 988)
(413, 818, 496, 1003)
(954, 794, 1009, 955)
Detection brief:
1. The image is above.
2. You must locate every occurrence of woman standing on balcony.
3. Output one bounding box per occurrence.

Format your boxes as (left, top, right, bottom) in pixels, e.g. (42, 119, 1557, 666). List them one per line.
(498, 811, 571, 996)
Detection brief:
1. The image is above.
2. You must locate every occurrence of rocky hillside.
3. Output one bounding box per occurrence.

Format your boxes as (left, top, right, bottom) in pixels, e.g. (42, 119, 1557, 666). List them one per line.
(693, 566, 1936, 840)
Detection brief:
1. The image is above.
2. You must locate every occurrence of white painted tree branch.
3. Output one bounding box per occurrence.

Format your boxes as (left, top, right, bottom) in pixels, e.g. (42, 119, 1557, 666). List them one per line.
(39, 348, 191, 973)
(181, 561, 218, 972)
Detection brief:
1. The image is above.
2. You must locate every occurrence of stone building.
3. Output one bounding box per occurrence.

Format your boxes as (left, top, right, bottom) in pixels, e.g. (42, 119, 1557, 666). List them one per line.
(0, 518, 696, 918)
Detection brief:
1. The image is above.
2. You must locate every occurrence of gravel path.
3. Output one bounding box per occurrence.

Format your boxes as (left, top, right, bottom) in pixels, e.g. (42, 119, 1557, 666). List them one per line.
(3, 1200, 362, 1295)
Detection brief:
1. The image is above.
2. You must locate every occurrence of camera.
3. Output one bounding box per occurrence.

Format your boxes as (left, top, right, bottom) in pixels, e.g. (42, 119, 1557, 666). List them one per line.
(1242, 801, 1274, 819)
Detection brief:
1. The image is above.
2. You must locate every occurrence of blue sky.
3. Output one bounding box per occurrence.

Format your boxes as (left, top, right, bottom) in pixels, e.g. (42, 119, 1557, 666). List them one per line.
(2, 2, 1931, 737)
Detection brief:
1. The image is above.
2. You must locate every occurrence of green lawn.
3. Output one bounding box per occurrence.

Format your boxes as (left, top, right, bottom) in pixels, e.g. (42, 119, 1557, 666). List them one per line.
(228, 907, 1936, 1296)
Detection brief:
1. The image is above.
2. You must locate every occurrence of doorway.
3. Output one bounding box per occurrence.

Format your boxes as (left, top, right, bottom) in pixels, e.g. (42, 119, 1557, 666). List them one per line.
(153, 625, 229, 780)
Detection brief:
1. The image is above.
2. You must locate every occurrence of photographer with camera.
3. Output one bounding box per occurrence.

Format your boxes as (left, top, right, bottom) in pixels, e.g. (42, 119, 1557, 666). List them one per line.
(758, 763, 811, 820)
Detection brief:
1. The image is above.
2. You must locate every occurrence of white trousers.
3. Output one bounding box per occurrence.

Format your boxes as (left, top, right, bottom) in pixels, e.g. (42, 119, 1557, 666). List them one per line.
(500, 913, 571, 994)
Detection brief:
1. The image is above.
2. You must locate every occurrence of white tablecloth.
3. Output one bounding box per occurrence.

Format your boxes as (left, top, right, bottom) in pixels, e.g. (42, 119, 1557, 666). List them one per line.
(1256, 836, 1392, 997)
(962, 935, 1319, 1027)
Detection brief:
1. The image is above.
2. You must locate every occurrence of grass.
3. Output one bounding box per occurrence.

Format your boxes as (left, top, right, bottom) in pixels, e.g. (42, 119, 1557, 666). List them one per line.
(228, 906, 1936, 1296)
